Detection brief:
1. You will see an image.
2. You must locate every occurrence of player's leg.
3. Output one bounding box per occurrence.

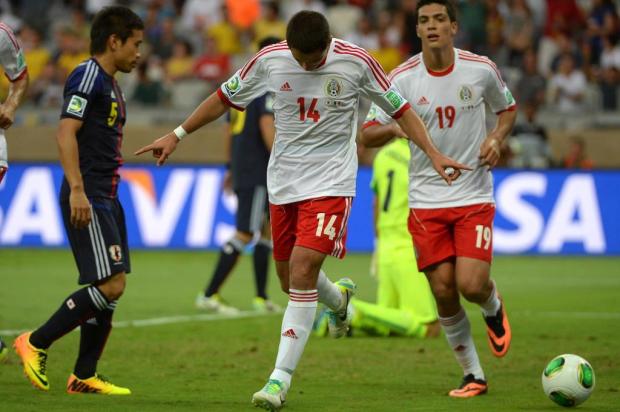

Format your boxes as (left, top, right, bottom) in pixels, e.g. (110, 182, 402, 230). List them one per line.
(252, 186, 280, 312)
(454, 203, 511, 358)
(409, 208, 487, 397)
(197, 188, 254, 313)
(15, 199, 125, 392)
(68, 199, 131, 395)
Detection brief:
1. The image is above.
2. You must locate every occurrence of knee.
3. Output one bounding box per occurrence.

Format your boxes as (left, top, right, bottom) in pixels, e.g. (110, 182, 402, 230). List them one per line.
(98, 273, 126, 301)
(459, 278, 489, 303)
(430, 281, 458, 307)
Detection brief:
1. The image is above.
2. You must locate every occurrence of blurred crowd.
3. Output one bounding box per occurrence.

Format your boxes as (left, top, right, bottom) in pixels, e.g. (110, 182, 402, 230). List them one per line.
(0, 0, 618, 167)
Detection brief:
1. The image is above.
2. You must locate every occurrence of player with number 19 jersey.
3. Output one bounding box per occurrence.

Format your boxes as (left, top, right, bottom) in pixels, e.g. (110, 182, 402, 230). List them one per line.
(365, 48, 516, 209)
(218, 39, 410, 206)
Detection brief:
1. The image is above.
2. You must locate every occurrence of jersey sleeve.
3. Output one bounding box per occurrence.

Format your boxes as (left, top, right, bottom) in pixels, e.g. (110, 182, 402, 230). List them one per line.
(483, 65, 516, 114)
(362, 102, 393, 129)
(217, 53, 268, 111)
(359, 56, 410, 120)
(0, 25, 26, 81)
(60, 62, 100, 121)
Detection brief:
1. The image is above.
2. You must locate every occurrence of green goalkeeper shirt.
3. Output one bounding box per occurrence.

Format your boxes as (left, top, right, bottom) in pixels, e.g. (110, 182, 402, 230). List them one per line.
(370, 138, 412, 247)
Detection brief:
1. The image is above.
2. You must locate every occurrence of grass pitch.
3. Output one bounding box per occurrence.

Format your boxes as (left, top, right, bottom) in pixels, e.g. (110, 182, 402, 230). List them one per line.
(1, 250, 619, 411)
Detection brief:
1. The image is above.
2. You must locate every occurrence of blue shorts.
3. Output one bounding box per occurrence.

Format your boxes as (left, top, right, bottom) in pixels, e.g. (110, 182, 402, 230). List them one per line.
(61, 197, 130, 285)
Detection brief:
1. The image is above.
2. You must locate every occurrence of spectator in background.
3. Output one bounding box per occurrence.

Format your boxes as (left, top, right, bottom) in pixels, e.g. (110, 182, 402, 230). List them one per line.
(509, 103, 553, 169)
(345, 14, 379, 51)
(516, 49, 546, 108)
(598, 34, 620, 110)
(149, 16, 176, 60)
(325, 0, 362, 38)
(548, 53, 588, 113)
(458, 0, 487, 54)
(282, 0, 326, 21)
(193, 35, 230, 91)
(18, 25, 50, 85)
(585, 0, 619, 65)
(562, 136, 594, 169)
(544, 0, 585, 37)
(207, 4, 243, 57)
(396, 0, 422, 56)
(370, 29, 403, 74)
(180, 0, 222, 33)
(253, 2, 286, 50)
(165, 38, 195, 82)
(29, 60, 63, 107)
(54, 25, 89, 79)
(132, 60, 166, 106)
(504, 0, 534, 68)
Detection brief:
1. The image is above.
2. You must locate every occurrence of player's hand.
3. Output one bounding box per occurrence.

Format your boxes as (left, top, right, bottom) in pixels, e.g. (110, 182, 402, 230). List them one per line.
(69, 190, 91, 229)
(134, 132, 179, 166)
(0, 105, 16, 129)
(222, 170, 233, 194)
(429, 151, 472, 185)
(479, 135, 502, 170)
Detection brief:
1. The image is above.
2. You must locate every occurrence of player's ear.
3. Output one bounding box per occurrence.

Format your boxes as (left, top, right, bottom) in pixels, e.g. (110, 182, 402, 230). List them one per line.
(416, 24, 421, 39)
(451, 21, 458, 36)
(108, 34, 120, 52)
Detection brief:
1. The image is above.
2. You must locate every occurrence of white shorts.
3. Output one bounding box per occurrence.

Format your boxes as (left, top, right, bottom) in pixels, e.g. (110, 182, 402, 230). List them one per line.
(0, 131, 7, 168)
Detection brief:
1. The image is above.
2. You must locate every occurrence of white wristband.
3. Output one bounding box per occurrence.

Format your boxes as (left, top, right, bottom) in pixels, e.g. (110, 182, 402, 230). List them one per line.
(173, 125, 188, 140)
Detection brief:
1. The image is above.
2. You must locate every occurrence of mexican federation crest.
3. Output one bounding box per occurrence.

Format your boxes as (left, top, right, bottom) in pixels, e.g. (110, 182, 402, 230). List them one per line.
(458, 85, 474, 103)
(324, 77, 343, 98)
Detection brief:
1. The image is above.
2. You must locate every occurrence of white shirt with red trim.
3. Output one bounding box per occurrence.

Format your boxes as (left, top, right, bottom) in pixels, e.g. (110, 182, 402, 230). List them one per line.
(0, 22, 26, 167)
(218, 38, 410, 205)
(364, 48, 516, 209)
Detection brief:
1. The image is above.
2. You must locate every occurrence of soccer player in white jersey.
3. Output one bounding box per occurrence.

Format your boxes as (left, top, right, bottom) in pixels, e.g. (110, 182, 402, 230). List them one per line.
(136, 11, 469, 410)
(362, 0, 517, 398)
(0, 21, 28, 362)
(0, 22, 28, 183)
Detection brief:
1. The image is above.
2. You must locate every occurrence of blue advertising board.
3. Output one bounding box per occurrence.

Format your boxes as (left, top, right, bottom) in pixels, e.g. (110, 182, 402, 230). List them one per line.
(0, 163, 618, 255)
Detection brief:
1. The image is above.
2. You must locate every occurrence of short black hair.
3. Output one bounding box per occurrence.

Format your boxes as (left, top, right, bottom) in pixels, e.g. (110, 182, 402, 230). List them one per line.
(90, 6, 144, 55)
(259, 36, 282, 50)
(286, 11, 330, 54)
(416, 0, 458, 23)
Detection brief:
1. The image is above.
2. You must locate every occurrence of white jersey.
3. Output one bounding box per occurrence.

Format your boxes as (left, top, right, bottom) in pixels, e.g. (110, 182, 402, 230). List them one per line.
(218, 39, 410, 205)
(0, 22, 26, 167)
(365, 48, 516, 208)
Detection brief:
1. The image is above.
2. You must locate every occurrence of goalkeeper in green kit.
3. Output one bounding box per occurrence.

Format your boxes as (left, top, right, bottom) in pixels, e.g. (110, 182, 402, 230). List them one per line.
(315, 136, 439, 338)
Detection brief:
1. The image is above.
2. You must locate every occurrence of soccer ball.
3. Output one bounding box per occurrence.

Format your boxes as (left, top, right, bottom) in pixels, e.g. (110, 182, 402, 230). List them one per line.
(542, 354, 595, 407)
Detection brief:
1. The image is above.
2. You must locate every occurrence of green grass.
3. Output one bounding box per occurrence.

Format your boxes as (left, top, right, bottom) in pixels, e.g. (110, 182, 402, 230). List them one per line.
(1, 250, 619, 411)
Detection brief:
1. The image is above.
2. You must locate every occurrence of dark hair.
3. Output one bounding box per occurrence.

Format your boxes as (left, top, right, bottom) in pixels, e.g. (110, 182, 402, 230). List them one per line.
(90, 6, 144, 55)
(286, 11, 330, 54)
(416, 0, 458, 23)
(259, 36, 282, 50)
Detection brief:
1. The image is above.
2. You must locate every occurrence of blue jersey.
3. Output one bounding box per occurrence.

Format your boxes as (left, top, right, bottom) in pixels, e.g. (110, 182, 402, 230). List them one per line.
(229, 93, 273, 190)
(59, 58, 127, 200)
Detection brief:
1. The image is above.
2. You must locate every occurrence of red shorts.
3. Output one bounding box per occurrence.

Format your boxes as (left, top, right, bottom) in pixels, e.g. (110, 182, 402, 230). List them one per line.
(270, 197, 353, 261)
(408, 203, 495, 271)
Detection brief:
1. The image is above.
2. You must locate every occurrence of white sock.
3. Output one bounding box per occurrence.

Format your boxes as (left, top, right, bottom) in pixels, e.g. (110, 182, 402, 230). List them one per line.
(480, 280, 501, 317)
(270, 289, 318, 388)
(316, 270, 343, 311)
(439, 307, 485, 380)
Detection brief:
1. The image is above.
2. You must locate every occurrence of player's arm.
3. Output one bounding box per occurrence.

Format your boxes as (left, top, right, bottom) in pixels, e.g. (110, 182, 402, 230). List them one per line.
(259, 113, 275, 151)
(0, 71, 28, 129)
(479, 109, 517, 169)
(56, 118, 91, 229)
(363, 109, 472, 184)
(134, 92, 228, 165)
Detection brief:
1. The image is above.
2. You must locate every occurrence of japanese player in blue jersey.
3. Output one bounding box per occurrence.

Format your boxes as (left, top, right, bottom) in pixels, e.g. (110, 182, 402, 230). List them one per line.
(14, 6, 143, 395)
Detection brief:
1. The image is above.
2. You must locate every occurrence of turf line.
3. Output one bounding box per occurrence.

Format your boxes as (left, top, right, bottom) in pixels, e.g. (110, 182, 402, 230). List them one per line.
(2, 309, 619, 337)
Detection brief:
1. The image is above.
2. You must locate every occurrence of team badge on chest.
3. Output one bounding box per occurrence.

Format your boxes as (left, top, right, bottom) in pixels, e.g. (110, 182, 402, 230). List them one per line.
(458, 85, 474, 103)
(324, 77, 343, 98)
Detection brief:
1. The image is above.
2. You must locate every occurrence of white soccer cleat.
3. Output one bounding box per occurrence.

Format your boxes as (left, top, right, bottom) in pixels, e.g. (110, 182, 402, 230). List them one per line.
(327, 277, 357, 338)
(195, 293, 240, 315)
(252, 379, 288, 411)
(253, 297, 283, 313)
